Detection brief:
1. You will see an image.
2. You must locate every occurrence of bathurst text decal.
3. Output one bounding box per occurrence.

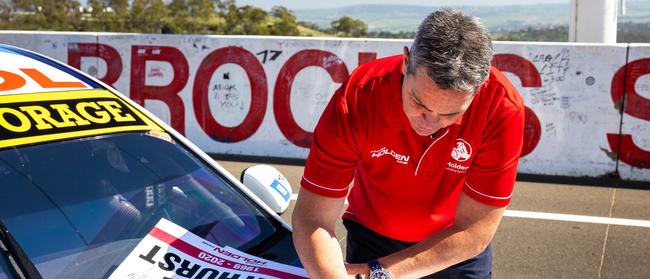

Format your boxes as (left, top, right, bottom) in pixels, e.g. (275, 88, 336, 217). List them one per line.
(109, 218, 308, 278)
(0, 90, 162, 149)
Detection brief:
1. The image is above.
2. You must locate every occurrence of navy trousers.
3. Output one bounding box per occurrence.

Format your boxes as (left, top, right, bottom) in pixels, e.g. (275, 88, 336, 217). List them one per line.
(344, 219, 493, 278)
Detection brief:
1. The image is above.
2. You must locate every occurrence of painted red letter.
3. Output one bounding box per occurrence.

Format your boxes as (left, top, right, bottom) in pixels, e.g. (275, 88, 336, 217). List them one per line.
(609, 58, 650, 169)
(193, 47, 267, 143)
(492, 54, 543, 157)
(130, 46, 188, 134)
(358, 52, 377, 66)
(68, 43, 122, 87)
(274, 50, 349, 148)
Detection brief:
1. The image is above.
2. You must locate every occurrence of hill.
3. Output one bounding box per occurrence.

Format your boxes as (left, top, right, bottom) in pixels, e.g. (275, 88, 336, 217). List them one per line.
(294, 1, 650, 33)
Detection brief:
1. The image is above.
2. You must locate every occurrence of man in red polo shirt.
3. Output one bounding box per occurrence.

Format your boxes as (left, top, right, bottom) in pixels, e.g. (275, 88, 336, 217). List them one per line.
(293, 9, 524, 279)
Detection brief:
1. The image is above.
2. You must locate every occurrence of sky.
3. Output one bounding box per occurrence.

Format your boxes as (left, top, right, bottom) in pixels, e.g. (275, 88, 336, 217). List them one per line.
(235, 0, 571, 10)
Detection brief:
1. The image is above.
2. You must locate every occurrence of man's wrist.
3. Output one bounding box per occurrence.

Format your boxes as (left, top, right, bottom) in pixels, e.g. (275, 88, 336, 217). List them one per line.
(368, 259, 392, 279)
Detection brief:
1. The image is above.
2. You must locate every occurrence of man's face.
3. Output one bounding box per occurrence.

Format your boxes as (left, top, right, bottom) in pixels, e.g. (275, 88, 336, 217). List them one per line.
(401, 66, 475, 136)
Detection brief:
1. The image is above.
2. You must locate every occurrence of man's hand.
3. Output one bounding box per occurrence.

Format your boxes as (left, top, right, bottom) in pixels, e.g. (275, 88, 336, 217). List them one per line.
(292, 188, 349, 278)
(293, 185, 505, 278)
(377, 191, 505, 278)
(345, 263, 369, 278)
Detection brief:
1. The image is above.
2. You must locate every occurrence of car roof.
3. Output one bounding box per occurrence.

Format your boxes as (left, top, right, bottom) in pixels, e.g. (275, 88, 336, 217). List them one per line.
(0, 43, 102, 95)
(0, 43, 164, 149)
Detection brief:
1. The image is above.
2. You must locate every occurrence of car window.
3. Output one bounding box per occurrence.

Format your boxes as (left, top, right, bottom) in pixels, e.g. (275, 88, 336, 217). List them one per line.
(0, 132, 277, 278)
(0, 253, 17, 279)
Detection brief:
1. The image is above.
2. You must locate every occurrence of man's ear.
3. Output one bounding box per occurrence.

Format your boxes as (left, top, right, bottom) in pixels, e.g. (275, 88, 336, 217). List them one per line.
(402, 46, 410, 75)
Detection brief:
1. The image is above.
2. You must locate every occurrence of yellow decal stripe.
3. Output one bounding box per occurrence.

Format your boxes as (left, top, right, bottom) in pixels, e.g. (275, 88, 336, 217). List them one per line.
(0, 90, 163, 149)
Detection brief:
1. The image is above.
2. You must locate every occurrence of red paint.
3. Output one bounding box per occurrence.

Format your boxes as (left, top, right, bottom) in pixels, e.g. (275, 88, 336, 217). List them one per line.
(193, 47, 267, 143)
(608, 58, 650, 169)
(522, 106, 542, 157)
(68, 43, 122, 86)
(60, 41, 650, 171)
(492, 54, 542, 87)
(492, 54, 542, 157)
(358, 52, 377, 66)
(130, 45, 188, 134)
(607, 134, 650, 169)
(274, 50, 350, 148)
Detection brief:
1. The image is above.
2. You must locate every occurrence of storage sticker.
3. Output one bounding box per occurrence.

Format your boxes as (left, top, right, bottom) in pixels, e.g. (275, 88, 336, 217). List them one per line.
(0, 90, 162, 149)
(109, 218, 308, 279)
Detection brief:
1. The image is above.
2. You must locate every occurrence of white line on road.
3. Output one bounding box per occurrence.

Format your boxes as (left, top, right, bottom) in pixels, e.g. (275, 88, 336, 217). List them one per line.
(504, 210, 650, 228)
(289, 194, 650, 228)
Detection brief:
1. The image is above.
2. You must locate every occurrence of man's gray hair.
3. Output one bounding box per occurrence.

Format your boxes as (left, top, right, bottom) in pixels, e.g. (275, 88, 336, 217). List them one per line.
(407, 9, 493, 93)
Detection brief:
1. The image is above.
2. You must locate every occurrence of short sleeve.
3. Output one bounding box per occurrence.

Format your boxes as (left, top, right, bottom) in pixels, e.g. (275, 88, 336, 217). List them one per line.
(464, 97, 525, 207)
(301, 82, 363, 198)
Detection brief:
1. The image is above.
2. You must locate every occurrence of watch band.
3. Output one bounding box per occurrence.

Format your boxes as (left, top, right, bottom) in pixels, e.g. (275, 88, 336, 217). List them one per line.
(368, 259, 392, 279)
(368, 259, 382, 271)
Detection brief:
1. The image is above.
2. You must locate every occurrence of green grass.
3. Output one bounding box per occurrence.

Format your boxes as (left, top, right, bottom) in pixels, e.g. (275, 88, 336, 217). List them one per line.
(297, 25, 332, 37)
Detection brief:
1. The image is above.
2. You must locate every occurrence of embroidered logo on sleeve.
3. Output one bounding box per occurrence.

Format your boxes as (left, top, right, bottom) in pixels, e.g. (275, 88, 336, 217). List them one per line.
(370, 147, 410, 165)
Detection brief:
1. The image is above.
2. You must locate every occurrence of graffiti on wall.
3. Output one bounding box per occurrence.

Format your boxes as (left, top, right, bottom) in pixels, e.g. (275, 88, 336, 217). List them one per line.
(1, 33, 648, 180)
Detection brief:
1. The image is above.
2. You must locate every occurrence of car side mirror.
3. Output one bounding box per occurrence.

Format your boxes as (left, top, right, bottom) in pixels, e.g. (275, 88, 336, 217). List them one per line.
(240, 165, 292, 215)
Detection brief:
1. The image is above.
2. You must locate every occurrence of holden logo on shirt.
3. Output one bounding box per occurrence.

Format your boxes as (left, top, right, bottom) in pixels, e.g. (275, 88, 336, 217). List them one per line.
(370, 147, 410, 165)
(447, 139, 472, 173)
(451, 139, 472, 162)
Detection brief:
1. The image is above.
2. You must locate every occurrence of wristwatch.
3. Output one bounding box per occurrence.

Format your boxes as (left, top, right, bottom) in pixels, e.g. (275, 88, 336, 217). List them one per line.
(368, 259, 392, 279)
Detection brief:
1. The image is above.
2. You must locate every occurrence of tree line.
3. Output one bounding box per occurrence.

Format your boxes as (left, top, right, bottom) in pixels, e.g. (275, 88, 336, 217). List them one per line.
(3, 1, 644, 42)
(0, 0, 368, 37)
(489, 23, 650, 43)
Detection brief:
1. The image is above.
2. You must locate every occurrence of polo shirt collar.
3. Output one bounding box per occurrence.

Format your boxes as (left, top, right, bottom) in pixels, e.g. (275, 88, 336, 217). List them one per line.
(389, 72, 413, 131)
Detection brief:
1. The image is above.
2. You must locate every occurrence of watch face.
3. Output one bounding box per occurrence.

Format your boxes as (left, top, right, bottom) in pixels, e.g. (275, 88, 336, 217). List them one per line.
(370, 270, 390, 279)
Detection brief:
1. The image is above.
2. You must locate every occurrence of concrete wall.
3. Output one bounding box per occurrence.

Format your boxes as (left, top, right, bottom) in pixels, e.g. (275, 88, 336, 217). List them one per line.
(1, 32, 648, 181)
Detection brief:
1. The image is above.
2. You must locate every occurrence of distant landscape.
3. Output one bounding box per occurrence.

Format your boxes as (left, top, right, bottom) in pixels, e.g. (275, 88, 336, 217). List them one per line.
(1, 0, 649, 42)
(295, 1, 650, 42)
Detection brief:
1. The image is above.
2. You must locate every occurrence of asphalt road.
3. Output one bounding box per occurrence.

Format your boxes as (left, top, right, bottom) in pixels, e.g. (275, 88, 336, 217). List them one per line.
(215, 159, 650, 279)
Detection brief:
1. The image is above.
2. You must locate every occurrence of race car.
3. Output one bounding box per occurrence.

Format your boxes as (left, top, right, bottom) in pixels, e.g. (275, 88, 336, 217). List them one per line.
(0, 43, 302, 278)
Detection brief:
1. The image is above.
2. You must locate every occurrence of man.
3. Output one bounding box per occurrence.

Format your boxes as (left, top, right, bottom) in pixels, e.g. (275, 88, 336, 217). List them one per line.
(293, 9, 524, 278)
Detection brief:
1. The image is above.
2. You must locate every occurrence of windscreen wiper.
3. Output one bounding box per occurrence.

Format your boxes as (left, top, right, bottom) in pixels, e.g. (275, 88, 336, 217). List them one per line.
(0, 220, 42, 279)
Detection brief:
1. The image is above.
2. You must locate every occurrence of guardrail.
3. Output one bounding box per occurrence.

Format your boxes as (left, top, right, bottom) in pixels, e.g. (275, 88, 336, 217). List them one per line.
(1, 31, 648, 182)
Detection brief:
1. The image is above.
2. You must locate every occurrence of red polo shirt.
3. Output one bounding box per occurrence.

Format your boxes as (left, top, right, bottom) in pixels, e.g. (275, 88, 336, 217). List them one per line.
(301, 55, 525, 242)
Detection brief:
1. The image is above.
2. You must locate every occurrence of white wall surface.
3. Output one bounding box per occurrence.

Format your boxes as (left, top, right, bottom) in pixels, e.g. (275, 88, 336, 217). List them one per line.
(0, 32, 648, 181)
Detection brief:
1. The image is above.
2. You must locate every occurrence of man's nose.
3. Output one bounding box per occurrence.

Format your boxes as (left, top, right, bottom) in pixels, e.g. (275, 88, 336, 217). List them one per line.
(420, 112, 440, 126)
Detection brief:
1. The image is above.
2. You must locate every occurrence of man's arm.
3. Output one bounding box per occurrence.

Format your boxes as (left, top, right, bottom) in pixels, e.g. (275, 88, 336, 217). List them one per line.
(346, 191, 505, 278)
(292, 188, 351, 278)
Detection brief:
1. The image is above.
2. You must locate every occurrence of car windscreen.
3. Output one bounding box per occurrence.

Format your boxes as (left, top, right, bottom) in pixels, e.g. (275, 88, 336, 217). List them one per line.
(0, 131, 277, 278)
(0, 252, 16, 279)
